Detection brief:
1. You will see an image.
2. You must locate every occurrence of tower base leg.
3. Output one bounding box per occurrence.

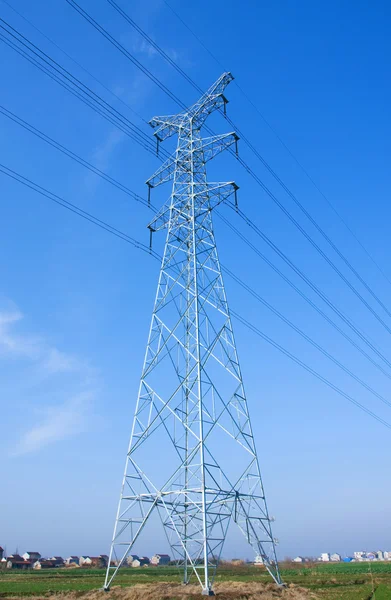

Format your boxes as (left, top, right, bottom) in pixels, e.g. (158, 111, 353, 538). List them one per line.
(202, 589, 215, 596)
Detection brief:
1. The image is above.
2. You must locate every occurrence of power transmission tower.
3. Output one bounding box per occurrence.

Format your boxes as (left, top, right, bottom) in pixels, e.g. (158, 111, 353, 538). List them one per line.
(104, 73, 282, 594)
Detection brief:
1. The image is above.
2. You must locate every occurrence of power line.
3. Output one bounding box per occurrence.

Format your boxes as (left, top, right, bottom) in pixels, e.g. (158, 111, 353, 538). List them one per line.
(217, 211, 391, 381)
(65, 0, 189, 113)
(223, 265, 391, 409)
(233, 154, 391, 334)
(91, 0, 391, 334)
(231, 310, 391, 431)
(0, 0, 147, 124)
(163, 0, 391, 290)
(0, 18, 165, 158)
(0, 104, 152, 211)
(223, 112, 391, 320)
(3, 11, 388, 372)
(227, 207, 391, 371)
(0, 162, 158, 259)
(4, 96, 389, 384)
(3, 7, 388, 370)
(2, 161, 389, 431)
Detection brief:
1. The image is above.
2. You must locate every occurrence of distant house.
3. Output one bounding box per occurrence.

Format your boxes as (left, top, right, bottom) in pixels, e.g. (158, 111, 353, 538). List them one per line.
(79, 556, 92, 566)
(354, 552, 365, 561)
(319, 553, 330, 562)
(376, 551, 384, 561)
(22, 552, 41, 562)
(33, 559, 58, 570)
(89, 557, 107, 567)
(131, 559, 141, 568)
(254, 555, 265, 566)
(292, 557, 303, 563)
(139, 557, 150, 566)
(150, 554, 170, 566)
(65, 556, 79, 565)
(384, 552, 391, 561)
(330, 553, 341, 562)
(367, 552, 376, 561)
(50, 557, 65, 566)
(126, 555, 140, 566)
(7, 555, 31, 570)
(99, 555, 109, 567)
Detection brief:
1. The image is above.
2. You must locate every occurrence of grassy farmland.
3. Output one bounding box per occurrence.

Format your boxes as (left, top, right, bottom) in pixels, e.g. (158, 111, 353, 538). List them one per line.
(1, 562, 391, 599)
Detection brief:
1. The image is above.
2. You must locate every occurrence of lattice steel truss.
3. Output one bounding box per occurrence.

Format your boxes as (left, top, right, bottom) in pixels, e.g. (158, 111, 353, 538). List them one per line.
(104, 73, 282, 594)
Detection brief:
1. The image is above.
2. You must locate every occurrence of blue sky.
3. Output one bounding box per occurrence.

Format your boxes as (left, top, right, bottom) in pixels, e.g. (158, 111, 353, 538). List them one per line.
(1, 0, 391, 561)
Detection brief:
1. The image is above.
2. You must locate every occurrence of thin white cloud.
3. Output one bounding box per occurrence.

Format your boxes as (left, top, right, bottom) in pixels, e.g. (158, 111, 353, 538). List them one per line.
(41, 348, 83, 375)
(0, 308, 83, 376)
(135, 39, 158, 58)
(0, 303, 99, 455)
(12, 392, 94, 456)
(90, 128, 125, 173)
(0, 311, 42, 359)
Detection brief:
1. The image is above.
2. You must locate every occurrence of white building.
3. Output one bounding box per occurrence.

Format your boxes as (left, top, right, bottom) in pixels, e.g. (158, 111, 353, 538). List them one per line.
(354, 551, 365, 561)
(22, 552, 41, 562)
(384, 552, 391, 561)
(330, 553, 341, 562)
(150, 554, 170, 566)
(376, 551, 384, 561)
(79, 556, 92, 566)
(293, 556, 303, 563)
(126, 555, 139, 566)
(320, 553, 330, 562)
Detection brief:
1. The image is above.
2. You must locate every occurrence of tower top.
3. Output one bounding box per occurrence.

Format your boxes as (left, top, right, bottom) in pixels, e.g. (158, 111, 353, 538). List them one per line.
(149, 72, 234, 141)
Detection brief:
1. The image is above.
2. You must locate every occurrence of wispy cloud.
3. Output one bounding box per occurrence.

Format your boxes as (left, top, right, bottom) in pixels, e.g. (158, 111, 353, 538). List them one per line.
(90, 128, 125, 173)
(12, 392, 94, 456)
(0, 310, 42, 359)
(135, 39, 159, 59)
(0, 308, 84, 376)
(0, 303, 99, 456)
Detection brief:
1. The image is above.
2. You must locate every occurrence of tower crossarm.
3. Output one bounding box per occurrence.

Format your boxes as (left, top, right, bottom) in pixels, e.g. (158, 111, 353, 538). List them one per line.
(188, 72, 233, 127)
(149, 72, 234, 141)
(148, 182, 238, 233)
(149, 113, 187, 142)
(146, 133, 238, 190)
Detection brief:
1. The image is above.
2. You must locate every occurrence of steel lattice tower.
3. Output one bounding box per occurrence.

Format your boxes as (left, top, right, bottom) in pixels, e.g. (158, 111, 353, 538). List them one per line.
(104, 73, 282, 594)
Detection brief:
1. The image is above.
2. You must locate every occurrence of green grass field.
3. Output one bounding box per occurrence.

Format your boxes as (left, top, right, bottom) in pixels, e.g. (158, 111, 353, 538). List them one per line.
(1, 563, 391, 599)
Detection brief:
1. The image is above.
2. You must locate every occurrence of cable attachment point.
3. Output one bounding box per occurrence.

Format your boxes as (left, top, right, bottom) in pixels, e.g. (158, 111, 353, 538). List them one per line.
(156, 135, 162, 157)
(148, 225, 155, 253)
(233, 183, 239, 210)
(146, 181, 152, 206)
(222, 94, 228, 116)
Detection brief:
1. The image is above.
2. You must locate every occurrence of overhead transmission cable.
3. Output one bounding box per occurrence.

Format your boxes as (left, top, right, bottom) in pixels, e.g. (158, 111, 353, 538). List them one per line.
(0, 11, 391, 368)
(217, 211, 391, 381)
(0, 0, 147, 124)
(0, 104, 152, 211)
(162, 0, 391, 290)
(221, 208, 391, 371)
(0, 162, 158, 258)
(3, 7, 391, 370)
(230, 310, 391, 431)
(2, 99, 389, 380)
(1, 162, 390, 430)
(223, 265, 391, 409)
(74, 0, 391, 334)
(0, 18, 168, 159)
